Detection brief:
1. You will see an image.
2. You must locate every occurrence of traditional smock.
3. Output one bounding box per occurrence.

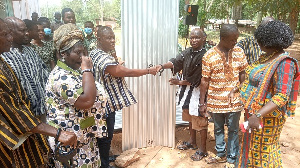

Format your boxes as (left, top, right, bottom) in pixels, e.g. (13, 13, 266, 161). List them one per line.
(90, 49, 137, 114)
(236, 36, 263, 65)
(1, 46, 49, 116)
(0, 57, 50, 167)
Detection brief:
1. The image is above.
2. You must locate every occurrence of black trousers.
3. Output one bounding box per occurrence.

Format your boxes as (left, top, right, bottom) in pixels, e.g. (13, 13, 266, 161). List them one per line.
(97, 112, 115, 168)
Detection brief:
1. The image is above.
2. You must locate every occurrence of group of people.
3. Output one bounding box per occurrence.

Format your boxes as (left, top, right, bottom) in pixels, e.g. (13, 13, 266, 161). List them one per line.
(167, 17, 299, 168)
(0, 7, 298, 168)
(0, 7, 159, 168)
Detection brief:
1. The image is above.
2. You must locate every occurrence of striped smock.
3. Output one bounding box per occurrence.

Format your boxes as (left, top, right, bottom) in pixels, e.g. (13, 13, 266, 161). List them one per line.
(236, 36, 263, 65)
(1, 46, 49, 116)
(90, 49, 137, 113)
(0, 57, 50, 168)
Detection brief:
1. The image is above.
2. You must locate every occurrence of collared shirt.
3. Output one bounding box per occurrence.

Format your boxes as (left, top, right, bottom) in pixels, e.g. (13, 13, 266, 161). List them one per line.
(1, 46, 49, 116)
(202, 46, 248, 113)
(90, 48, 137, 114)
(0, 57, 50, 167)
(236, 36, 263, 65)
(84, 35, 97, 54)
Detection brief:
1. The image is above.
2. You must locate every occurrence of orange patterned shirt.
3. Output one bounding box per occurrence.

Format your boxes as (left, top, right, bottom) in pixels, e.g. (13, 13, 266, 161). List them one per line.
(202, 46, 248, 113)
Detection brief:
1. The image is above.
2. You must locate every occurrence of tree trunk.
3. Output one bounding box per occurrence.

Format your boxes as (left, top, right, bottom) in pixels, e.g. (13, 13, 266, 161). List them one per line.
(289, 5, 299, 34)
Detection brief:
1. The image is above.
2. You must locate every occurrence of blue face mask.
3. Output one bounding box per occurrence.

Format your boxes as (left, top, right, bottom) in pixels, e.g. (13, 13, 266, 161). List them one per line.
(84, 28, 93, 35)
(44, 28, 52, 36)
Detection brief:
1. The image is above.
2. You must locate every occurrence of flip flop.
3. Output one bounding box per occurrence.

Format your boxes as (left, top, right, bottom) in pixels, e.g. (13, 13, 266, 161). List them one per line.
(205, 155, 227, 164)
(190, 151, 208, 161)
(225, 162, 235, 168)
(177, 141, 198, 150)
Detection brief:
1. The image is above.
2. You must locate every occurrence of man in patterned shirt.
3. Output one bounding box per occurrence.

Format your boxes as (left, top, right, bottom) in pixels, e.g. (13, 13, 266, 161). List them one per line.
(1, 17, 49, 121)
(236, 16, 274, 65)
(199, 24, 248, 167)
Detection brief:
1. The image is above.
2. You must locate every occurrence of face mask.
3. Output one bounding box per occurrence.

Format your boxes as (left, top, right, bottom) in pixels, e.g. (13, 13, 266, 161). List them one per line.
(44, 28, 52, 36)
(84, 28, 93, 35)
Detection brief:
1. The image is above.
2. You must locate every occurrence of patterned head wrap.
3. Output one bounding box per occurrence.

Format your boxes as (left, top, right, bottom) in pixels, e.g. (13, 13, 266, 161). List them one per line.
(53, 23, 84, 53)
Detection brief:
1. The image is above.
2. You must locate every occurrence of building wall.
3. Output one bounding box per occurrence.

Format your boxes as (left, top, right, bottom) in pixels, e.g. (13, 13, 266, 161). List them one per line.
(13, 0, 39, 19)
(0, 0, 14, 18)
(121, 0, 179, 150)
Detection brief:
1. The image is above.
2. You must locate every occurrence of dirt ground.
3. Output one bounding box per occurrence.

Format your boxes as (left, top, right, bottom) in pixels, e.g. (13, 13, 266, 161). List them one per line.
(109, 36, 300, 168)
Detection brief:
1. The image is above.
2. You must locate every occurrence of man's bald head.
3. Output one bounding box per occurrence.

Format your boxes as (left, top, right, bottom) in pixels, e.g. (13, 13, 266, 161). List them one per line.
(189, 28, 205, 50)
(4, 17, 19, 30)
(260, 16, 275, 26)
(190, 28, 204, 38)
(4, 17, 30, 46)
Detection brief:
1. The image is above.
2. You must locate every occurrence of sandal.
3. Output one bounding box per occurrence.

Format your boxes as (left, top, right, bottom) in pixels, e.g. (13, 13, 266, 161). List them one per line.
(177, 141, 198, 150)
(205, 155, 227, 164)
(190, 151, 208, 161)
(225, 162, 235, 168)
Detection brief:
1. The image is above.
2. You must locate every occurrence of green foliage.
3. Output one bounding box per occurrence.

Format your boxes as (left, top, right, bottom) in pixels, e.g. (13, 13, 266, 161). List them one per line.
(40, 0, 121, 26)
(178, 19, 189, 38)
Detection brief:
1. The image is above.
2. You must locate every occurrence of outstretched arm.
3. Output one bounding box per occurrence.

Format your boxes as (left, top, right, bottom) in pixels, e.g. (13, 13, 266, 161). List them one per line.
(105, 64, 157, 77)
(155, 62, 174, 72)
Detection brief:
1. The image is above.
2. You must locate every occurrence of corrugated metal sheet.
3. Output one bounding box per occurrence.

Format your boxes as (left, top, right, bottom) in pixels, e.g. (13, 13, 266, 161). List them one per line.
(121, 0, 179, 151)
(12, 0, 39, 19)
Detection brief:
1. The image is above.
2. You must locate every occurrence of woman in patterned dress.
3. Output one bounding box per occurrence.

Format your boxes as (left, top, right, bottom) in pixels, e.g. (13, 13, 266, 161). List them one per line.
(45, 23, 107, 167)
(229, 20, 300, 168)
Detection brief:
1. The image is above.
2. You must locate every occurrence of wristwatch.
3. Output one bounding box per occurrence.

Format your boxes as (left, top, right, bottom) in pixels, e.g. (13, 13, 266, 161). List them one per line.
(255, 113, 263, 119)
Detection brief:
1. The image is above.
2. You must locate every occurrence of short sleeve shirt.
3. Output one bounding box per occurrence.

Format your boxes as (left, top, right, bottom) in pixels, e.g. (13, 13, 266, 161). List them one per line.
(45, 61, 108, 142)
(202, 46, 248, 113)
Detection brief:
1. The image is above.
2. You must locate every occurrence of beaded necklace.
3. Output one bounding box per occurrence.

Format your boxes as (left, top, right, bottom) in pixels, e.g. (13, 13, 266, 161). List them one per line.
(257, 51, 278, 64)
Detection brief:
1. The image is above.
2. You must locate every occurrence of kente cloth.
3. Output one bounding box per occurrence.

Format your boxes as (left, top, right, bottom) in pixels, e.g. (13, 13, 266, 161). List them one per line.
(236, 36, 263, 65)
(236, 52, 300, 168)
(46, 60, 107, 167)
(202, 46, 248, 113)
(170, 47, 206, 87)
(53, 23, 84, 53)
(0, 57, 50, 168)
(1, 46, 49, 116)
(89, 48, 137, 114)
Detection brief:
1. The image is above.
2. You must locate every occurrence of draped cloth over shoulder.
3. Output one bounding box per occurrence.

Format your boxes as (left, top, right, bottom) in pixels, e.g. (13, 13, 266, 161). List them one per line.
(53, 23, 84, 53)
(237, 53, 300, 168)
(241, 53, 300, 117)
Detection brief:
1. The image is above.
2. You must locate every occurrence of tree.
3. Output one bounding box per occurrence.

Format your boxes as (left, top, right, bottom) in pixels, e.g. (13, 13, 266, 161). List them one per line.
(244, 0, 299, 33)
(40, 0, 121, 26)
